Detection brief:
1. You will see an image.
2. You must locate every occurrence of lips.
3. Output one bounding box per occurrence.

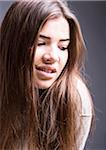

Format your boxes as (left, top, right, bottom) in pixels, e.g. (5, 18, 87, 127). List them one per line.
(35, 65, 56, 73)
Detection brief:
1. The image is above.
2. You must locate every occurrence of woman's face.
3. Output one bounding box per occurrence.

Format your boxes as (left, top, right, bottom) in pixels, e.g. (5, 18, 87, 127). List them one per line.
(34, 16, 70, 89)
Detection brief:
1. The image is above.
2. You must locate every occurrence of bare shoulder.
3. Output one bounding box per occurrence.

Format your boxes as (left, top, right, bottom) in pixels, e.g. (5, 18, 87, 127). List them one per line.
(74, 75, 93, 116)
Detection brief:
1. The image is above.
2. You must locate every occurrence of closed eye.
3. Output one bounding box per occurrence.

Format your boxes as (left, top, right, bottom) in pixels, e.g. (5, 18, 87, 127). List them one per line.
(37, 42, 46, 46)
(59, 46, 68, 51)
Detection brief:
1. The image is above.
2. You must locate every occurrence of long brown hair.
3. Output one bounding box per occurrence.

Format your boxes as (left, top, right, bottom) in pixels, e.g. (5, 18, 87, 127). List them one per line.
(0, 0, 91, 149)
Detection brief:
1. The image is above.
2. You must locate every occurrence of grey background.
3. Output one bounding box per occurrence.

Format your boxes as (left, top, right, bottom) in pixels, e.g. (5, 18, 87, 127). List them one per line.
(69, 2, 106, 150)
(0, 1, 106, 150)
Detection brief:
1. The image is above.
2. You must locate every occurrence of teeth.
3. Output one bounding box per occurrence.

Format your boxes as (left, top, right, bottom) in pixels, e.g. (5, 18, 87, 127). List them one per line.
(40, 68, 52, 73)
(36, 66, 56, 73)
(44, 69, 52, 73)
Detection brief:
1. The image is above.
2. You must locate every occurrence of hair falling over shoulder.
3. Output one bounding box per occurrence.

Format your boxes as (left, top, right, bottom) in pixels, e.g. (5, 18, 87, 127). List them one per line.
(0, 0, 94, 149)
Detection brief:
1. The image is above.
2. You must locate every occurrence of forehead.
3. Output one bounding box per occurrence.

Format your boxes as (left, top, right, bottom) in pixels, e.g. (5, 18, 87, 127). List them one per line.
(39, 16, 70, 39)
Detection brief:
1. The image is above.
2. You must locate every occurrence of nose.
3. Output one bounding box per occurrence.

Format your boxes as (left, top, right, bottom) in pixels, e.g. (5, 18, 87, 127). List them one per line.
(42, 48, 59, 64)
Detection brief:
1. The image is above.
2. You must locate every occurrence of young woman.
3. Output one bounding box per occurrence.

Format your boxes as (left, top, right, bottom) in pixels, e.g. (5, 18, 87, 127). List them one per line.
(0, 0, 94, 149)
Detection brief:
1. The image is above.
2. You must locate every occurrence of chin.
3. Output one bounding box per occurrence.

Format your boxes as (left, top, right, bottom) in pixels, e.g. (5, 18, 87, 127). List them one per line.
(35, 81, 53, 89)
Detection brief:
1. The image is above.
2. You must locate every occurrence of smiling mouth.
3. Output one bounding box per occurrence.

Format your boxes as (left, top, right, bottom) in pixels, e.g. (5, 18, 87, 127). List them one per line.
(35, 65, 56, 73)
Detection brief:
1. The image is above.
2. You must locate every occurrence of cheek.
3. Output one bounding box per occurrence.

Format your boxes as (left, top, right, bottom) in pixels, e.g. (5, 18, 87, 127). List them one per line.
(34, 48, 43, 62)
(61, 52, 68, 68)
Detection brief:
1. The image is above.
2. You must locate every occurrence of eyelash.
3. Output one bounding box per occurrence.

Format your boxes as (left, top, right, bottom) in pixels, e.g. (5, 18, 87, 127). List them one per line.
(37, 42, 68, 51)
(58, 46, 68, 51)
(37, 42, 46, 46)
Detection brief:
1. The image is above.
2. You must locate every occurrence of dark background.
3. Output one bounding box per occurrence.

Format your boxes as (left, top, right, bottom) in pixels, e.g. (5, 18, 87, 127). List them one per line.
(0, 1, 106, 150)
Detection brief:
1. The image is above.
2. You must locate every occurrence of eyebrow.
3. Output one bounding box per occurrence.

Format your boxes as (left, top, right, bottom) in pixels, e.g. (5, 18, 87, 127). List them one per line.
(39, 34, 70, 42)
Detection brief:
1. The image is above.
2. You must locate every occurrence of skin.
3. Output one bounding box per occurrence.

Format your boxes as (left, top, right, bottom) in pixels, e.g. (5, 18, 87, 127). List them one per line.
(34, 16, 70, 89)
